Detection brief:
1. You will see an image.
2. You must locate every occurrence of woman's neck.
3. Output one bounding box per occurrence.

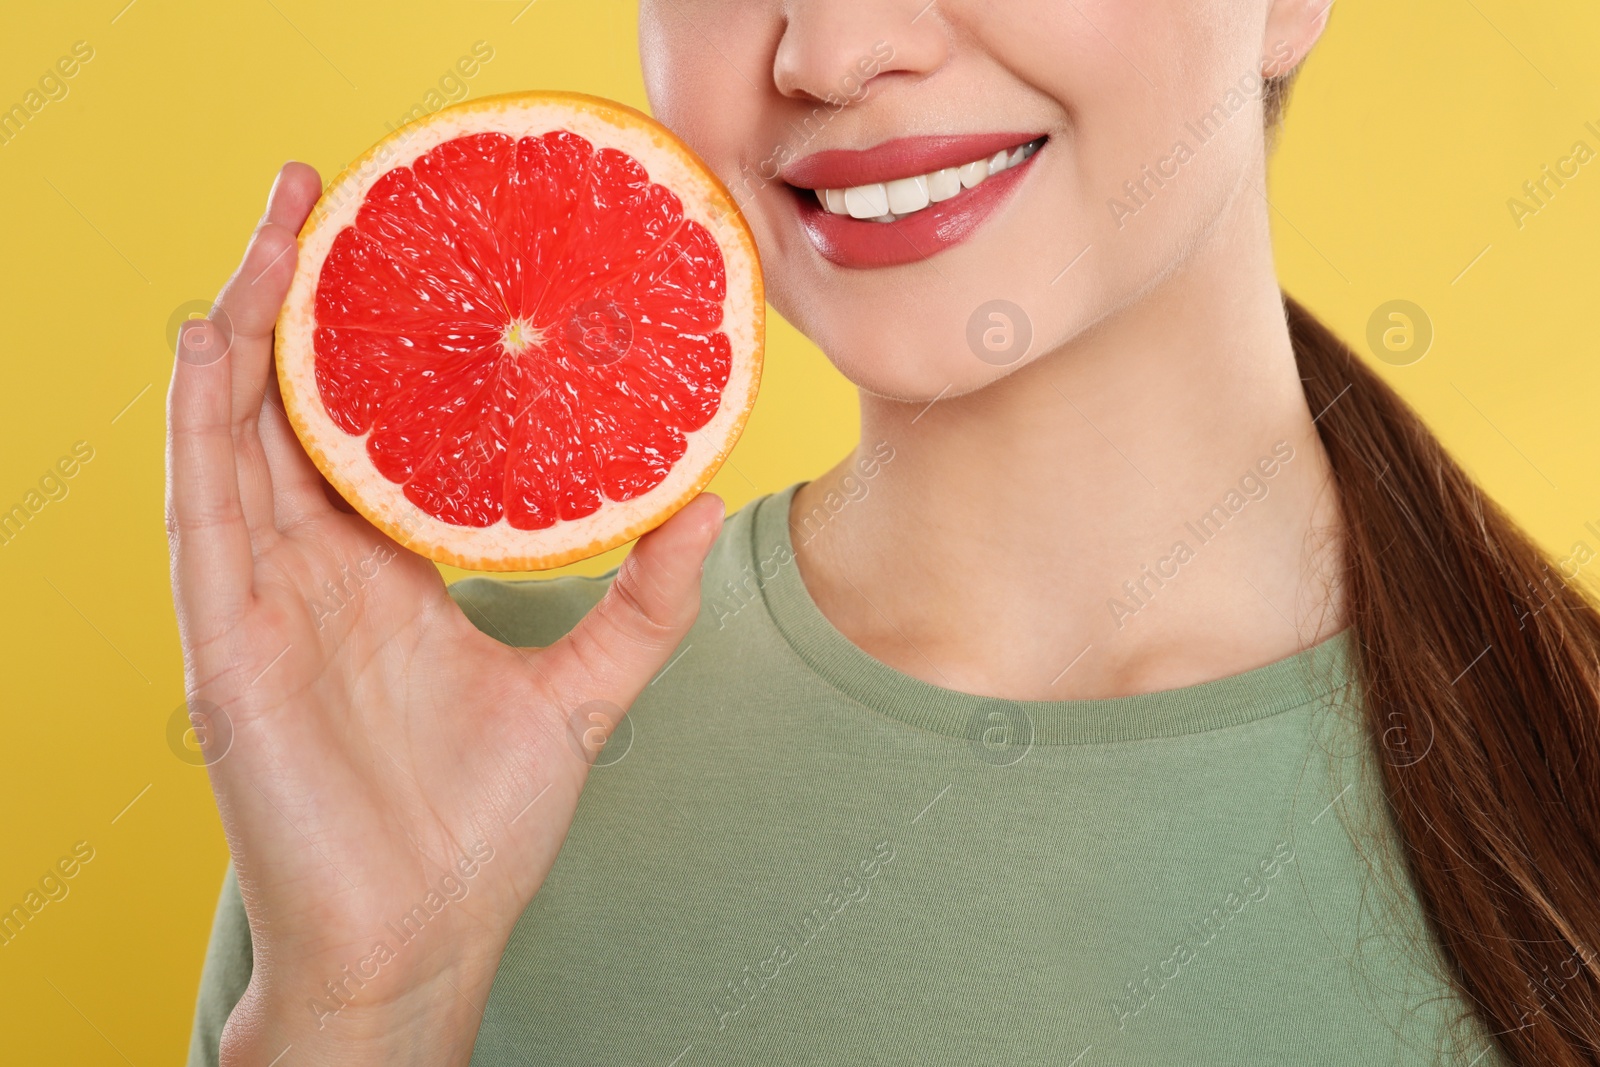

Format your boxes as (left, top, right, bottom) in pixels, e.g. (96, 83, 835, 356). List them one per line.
(791, 195, 1345, 701)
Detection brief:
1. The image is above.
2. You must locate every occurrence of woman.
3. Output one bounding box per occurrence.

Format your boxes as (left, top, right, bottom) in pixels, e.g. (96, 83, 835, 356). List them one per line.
(175, 1, 1600, 1064)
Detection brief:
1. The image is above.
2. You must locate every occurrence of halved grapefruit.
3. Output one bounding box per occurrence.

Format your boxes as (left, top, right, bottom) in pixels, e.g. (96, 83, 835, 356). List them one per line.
(276, 91, 763, 571)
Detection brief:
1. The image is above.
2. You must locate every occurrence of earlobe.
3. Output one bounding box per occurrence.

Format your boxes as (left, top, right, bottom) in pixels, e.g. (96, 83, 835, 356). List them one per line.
(1262, 0, 1333, 77)
(1263, 37, 1299, 79)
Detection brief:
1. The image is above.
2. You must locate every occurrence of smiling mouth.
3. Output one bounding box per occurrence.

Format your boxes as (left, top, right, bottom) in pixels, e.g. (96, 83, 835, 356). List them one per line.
(805, 136, 1048, 224)
(782, 131, 1049, 268)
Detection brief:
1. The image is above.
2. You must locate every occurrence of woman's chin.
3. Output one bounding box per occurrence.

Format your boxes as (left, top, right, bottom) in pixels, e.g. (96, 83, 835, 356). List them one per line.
(819, 353, 1008, 406)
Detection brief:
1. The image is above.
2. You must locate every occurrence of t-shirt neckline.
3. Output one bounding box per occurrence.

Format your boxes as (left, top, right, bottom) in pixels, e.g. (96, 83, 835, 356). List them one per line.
(749, 482, 1354, 745)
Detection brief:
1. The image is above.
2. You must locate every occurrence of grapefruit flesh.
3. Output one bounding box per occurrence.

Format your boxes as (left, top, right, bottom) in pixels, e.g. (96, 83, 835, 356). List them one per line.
(276, 92, 763, 571)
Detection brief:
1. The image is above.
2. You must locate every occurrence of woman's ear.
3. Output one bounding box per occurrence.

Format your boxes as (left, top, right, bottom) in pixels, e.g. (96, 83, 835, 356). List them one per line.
(1262, 0, 1333, 77)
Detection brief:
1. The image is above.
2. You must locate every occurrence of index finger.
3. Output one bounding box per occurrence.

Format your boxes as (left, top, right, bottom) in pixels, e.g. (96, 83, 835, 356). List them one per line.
(218, 162, 322, 427)
(164, 164, 322, 634)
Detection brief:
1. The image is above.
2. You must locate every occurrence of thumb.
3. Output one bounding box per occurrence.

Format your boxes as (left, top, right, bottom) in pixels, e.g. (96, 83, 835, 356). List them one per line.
(545, 493, 725, 708)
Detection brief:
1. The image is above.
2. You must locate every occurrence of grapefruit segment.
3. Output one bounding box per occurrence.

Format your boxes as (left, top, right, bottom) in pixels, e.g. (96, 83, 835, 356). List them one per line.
(276, 92, 763, 570)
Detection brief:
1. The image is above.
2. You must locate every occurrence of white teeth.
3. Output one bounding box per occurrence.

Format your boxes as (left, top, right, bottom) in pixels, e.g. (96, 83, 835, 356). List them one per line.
(885, 174, 930, 214)
(928, 167, 962, 202)
(815, 137, 1044, 222)
(844, 183, 890, 219)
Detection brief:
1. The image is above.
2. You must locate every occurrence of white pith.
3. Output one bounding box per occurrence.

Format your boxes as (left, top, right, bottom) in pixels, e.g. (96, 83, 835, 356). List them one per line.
(814, 137, 1046, 223)
(276, 95, 763, 571)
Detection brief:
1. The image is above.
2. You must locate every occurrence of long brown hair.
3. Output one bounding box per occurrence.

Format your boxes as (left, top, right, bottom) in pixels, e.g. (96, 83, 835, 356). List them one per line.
(1283, 290, 1600, 1063)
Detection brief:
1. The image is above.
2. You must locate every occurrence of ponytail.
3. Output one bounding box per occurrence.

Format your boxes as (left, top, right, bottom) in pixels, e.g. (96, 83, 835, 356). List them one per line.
(1287, 293, 1600, 1065)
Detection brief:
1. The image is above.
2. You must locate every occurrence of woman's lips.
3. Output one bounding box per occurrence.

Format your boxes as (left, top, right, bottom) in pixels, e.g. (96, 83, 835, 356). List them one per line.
(781, 133, 1046, 269)
(781, 133, 1041, 190)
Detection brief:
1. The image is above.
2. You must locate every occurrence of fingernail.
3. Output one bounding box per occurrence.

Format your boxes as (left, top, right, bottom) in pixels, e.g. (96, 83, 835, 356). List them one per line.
(704, 495, 726, 537)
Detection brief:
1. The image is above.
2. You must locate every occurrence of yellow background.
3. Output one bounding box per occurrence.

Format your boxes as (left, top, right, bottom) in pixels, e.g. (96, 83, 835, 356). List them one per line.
(1, 1, 1596, 1059)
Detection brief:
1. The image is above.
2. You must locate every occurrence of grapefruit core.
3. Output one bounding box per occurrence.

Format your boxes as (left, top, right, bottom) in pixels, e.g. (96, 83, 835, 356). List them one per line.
(276, 91, 763, 571)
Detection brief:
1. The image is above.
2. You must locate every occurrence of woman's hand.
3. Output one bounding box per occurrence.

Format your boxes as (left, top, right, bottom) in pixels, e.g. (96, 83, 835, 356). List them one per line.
(166, 163, 723, 1067)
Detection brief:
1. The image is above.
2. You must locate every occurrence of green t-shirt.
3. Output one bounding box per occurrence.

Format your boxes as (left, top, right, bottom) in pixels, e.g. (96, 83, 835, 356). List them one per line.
(188, 485, 1503, 1066)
